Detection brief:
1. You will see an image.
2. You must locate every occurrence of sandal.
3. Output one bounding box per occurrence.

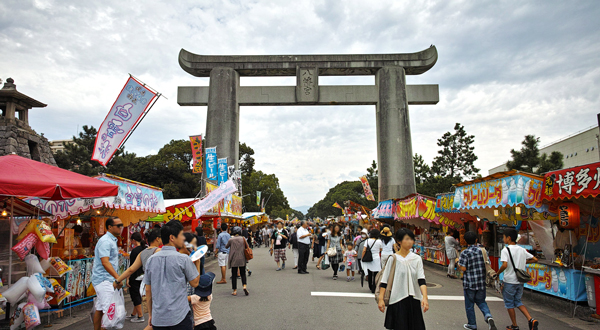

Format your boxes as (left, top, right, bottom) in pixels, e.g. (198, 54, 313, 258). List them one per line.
(232, 291, 237, 296)
(506, 326, 519, 330)
(244, 288, 249, 296)
(316, 265, 321, 270)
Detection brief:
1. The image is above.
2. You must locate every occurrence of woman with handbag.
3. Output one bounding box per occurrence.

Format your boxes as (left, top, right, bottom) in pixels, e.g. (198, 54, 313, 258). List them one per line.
(362, 229, 383, 293)
(225, 226, 250, 296)
(377, 228, 428, 330)
(326, 224, 345, 280)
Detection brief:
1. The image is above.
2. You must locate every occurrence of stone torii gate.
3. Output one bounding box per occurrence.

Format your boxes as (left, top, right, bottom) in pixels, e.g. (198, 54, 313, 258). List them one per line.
(177, 46, 439, 201)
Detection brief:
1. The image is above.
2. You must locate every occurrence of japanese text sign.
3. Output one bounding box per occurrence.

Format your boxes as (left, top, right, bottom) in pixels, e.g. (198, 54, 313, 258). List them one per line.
(372, 200, 394, 219)
(205, 147, 217, 179)
(396, 195, 463, 230)
(543, 162, 600, 200)
(92, 77, 157, 166)
(453, 174, 547, 212)
(189, 135, 203, 174)
(218, 158, 228, 184)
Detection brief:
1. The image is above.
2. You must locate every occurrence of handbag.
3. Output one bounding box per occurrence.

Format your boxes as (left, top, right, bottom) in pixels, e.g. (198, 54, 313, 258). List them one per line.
(327, 247, 337, 257)
(244, 240, 254, 260)
(479, 247, 497, 285)
(374, 255, 396, 306)
(506, 246, 531, 283)
(362, 240, 374, 262)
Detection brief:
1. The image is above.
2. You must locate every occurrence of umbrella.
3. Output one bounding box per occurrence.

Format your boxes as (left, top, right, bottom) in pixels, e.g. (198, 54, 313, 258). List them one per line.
(0, 154, 119, 200)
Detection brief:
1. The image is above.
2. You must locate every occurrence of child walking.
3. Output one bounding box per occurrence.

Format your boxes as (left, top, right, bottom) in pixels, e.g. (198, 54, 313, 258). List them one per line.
(188, 272, 217, 330)
(343, 242, 358, 282)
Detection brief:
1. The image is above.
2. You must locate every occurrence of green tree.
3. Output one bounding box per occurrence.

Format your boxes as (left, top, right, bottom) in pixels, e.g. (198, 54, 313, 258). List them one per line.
(306, 180, 378, 219)
(507, 135, 563, 174)
(537, 151, 564, 174)
(432, 123, 479, 180)
(413, 154, 431, 185)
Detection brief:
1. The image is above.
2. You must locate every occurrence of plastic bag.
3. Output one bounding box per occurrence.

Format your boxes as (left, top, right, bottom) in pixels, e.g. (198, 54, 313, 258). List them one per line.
(35, 239, 50, 260)
(10, 302, 27, 330)
(101, 289, 126, 329)
(25, 255, 44, 276)
(50, 279, 71, 305)
(40, 259, 52, 272)
(28, 292, 50, 310)
(49, 257, 72, 276)
(23, 302, 41, 330)
(4, 277, 29, 305)
(27, 274, 46, 301)
(11, 233, 38, 260)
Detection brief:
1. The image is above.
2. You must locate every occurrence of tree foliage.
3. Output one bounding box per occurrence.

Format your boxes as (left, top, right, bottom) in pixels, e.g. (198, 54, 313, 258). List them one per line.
(432, 123, 479, 180)
(506, 135, 563, 174)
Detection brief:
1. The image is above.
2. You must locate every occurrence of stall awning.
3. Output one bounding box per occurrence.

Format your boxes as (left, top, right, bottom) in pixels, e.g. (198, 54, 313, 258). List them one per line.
(0, 154, 118, 200)
(0, 196, 52, 217)
(24, 174, 165, 226)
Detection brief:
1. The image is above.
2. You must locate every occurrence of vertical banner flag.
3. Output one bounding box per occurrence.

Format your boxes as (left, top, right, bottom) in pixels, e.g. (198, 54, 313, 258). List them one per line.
(261, 198, 265, 213)
(230, 168, 242, 195)
(359, 175, 376, 201)
(92, 76, 158, 166)
(217, 158, 228, 184)
(189, 135, 203, 174)
(257, 191, 261, 206)
(205, 147, 217, 179)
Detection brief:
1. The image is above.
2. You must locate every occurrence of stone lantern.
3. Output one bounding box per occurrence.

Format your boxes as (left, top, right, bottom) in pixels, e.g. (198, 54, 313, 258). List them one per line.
(0, 78, 56, 165)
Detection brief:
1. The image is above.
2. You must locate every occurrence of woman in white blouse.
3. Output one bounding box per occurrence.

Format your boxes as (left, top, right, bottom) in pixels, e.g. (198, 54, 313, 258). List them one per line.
(361, 229, 383, 293)
(378, 228, 429, 330)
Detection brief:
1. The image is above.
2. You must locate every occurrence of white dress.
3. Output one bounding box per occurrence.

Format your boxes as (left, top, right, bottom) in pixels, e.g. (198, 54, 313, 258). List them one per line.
(361, 238, 382, 272)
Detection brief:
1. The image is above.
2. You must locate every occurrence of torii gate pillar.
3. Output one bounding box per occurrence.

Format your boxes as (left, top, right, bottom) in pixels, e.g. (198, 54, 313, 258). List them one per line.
(178, 47, 439, 201)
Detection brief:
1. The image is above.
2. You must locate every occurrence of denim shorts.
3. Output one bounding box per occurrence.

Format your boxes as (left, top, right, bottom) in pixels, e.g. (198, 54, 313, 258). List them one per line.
(502, 282, 524, 309)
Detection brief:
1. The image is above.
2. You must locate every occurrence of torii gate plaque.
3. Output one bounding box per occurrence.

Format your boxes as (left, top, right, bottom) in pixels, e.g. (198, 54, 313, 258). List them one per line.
(177, 46, 439, 201)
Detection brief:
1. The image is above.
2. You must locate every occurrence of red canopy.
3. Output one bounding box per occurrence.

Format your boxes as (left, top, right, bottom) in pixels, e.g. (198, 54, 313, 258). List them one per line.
(0, 154, 119, 200)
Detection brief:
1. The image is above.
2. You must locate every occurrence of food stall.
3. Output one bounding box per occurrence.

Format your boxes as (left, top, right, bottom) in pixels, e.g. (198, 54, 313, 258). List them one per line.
(164, 182, 243, 250)
(541, 162, 600, 314)
(25, 174, 165, 305)
(447, 170, 588, 302)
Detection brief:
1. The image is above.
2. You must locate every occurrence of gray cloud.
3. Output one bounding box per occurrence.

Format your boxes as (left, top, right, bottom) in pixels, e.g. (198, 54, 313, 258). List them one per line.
(2, 0, 599, 207)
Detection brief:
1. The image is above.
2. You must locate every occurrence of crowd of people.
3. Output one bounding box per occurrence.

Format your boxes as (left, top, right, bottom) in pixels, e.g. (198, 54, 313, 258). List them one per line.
(89, 217, 541, 330)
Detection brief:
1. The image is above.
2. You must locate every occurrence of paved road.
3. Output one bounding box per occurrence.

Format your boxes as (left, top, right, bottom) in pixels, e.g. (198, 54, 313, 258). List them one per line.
(57, 246, 596, 329)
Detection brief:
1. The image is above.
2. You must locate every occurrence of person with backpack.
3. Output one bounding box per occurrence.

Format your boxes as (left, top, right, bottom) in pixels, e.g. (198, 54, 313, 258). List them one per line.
(362, 229, 383, 293)
(457, 231, 497, 330)
(496, 228, 539, 330)
(377, 228, 428, 330)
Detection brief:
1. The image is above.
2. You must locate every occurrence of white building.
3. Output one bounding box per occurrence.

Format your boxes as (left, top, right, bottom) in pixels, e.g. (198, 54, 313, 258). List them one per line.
(49, 139, 73, 153)
(489, 125, 600, 175)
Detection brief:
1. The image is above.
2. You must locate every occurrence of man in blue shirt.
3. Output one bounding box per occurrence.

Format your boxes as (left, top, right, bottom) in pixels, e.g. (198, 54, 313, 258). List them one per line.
(91, 217, 123, 330)
(215, 223, 230, 284)
(458, 231, 497, 330)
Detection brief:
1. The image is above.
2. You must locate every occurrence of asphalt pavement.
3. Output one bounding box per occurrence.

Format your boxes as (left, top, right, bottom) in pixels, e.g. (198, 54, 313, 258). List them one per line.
(56, 245, 597, 329)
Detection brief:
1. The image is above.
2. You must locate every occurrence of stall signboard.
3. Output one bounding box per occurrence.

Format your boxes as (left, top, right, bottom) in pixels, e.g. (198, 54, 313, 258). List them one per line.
(26, 175, 165, 221)
(453, 174, 547, 212)
(543, 162, 600, 201)
(395, 195, 464, 230)
(436, 192, 458, 213)
(164, 200, 197, 222)
(372, 200, 394, 219)
(498, 262, 588, 301)
(232, 195, 242, 216)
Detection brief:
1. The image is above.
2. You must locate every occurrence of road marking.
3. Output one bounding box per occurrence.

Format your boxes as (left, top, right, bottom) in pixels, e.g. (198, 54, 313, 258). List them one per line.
(311, 292, 503, 302)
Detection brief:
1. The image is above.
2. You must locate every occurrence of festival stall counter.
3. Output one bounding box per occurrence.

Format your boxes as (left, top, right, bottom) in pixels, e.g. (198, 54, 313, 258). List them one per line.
(541, 162, 600, 315)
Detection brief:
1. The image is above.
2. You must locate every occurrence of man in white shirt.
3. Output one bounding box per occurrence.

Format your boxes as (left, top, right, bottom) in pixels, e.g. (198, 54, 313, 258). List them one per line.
(296, 221, 312, 274)
(497, 228, 539, 330)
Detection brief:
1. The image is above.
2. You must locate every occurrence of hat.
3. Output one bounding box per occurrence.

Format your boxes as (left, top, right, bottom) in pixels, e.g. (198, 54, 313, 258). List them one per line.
(194, 272, 216, 297)
(361, 228, 368, 235)
(380, 227, 392, 237)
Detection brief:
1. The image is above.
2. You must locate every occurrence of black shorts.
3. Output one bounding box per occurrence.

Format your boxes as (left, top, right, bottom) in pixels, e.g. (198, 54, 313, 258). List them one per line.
(129, 279, 142, 306)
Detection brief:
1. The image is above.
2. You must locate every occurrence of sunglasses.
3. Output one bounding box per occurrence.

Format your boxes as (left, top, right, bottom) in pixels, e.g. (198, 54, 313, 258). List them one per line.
(111, 224, 124, 228)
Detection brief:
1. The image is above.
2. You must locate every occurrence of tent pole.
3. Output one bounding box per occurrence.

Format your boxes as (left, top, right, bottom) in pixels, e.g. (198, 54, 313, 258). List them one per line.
(8, 196, 14, 287)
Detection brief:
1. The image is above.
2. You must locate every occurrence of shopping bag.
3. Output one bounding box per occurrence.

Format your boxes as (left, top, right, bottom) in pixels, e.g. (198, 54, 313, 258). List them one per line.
(89, 298, 97, 324)
(101, 289, 126, 329)
(321, 255, 330, 270)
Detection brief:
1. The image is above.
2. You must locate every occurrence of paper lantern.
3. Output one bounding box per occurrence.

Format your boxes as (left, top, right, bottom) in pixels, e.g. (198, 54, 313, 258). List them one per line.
(558, 203, 580, 229)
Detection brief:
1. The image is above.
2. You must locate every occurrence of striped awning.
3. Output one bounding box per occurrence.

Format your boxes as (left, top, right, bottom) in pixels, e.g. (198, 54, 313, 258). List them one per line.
(0, 196, 52, 217)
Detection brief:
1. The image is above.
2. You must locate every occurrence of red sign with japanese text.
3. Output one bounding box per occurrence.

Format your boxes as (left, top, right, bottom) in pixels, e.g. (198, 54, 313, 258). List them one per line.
(542, 162, 600, 200)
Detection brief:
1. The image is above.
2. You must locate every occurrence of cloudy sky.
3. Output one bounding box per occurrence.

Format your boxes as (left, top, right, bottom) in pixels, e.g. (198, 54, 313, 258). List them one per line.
(2, 0, 599, 209)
